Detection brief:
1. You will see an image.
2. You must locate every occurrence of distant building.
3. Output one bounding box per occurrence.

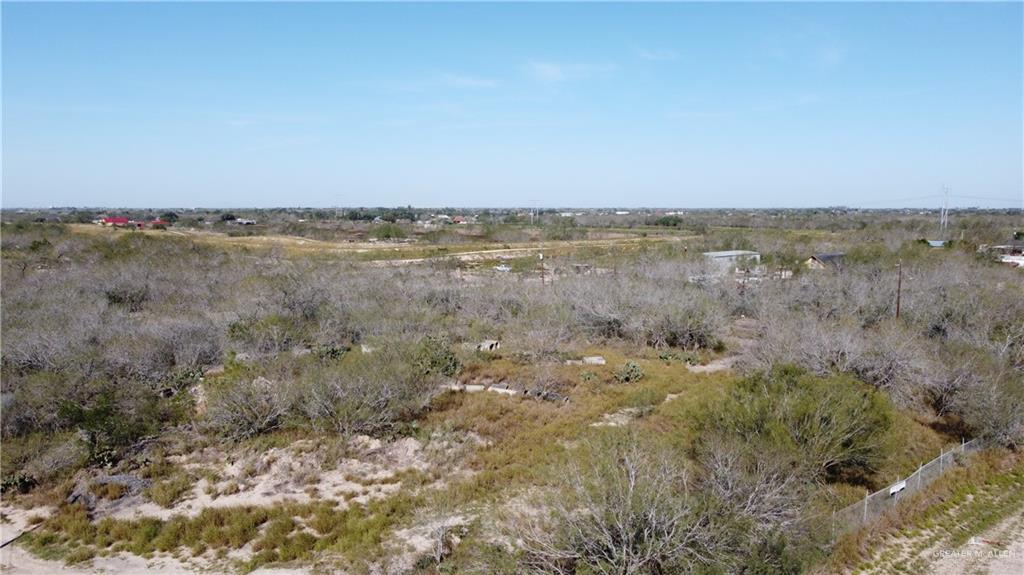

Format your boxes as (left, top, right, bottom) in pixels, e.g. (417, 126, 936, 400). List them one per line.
(98, 216, 152, 229)
(985, 240, 1024, 268)
(998, 255, 1024, 268)
(804, 253, 845, 271)
(988, 240, 1024, 255)
(703, 250, 761, 271)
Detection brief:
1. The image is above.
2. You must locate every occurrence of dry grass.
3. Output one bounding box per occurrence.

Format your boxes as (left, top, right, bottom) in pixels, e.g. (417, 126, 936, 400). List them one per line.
(89, 481, 129, 501)
(147, 473, 194, 508)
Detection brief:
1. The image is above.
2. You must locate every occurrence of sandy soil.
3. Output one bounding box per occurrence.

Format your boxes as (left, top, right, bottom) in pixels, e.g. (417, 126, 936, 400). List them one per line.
(96, 438, 421, 522)
(590, 407, 642, 427)
(685, 317, 758, 375)
(0, 544, 317, 575)
(0, 546, 198, 575)
(929, 507, 1024, 575)
(685, 356, 737, 373)
(1, 431, 484, 574)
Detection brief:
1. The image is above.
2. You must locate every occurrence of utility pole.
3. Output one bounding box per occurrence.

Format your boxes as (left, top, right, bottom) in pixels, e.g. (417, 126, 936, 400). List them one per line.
(895, 259, 903, 319)
(940, 186, 950, 238)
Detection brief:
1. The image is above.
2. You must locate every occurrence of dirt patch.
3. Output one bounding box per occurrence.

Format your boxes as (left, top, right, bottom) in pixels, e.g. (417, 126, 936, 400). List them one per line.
(929, 507, 1024, 575)
(686, 356, 737, 374)
(97, 434, 465, 522)
(386, 514, 469, 575)
(591, 408, 643, 427)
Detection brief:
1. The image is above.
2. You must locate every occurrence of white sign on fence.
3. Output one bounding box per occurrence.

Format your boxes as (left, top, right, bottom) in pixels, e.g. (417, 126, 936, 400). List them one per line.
(889, 480, 907, 497)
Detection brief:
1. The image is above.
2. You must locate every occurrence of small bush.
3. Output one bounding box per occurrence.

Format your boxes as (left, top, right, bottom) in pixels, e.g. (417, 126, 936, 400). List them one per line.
(148, 474, 193, 508)
(64, 546, 95, 565)
(302, 348, 433, 436)
(228, 314, 303, 354)
(90, 482, 129, 500)
(415, 335, 460, 377)
(645, 307, 723, 351)
(613, 361, 644, 384)
(205, 376, 292, 440)
(370, 223, 407, 240)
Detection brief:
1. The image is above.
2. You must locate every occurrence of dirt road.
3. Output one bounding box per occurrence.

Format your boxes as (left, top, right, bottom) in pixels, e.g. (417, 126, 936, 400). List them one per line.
(928, 507, 1024, 575)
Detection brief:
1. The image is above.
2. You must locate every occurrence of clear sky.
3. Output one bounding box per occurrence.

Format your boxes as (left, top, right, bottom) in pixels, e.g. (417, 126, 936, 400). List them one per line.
(3, 2, 1022, 209)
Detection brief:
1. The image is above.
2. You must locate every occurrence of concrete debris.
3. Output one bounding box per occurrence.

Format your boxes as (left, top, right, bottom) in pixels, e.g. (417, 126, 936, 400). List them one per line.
(568, 356, 607, 365)
(475, 340, 501, 352)
(444, 382, 568, 403)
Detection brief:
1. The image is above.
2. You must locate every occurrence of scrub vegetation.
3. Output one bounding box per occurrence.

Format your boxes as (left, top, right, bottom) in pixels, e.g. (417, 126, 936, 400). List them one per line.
(1, 209, 1021, 574)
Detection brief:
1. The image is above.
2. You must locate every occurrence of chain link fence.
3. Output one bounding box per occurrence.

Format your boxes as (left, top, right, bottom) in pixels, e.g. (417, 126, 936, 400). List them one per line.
(832, 438, 984, 537)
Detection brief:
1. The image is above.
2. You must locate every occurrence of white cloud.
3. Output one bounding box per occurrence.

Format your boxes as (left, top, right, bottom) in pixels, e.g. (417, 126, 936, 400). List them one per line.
(666, 110, 730, 120)
(440, 73, 497, 88)
(797, 93, 822, 105)
(525, 61, 567, 82)
(816, 44, 845, 69)
(637, 48, 679, 62)
(524, 60, 617, 82)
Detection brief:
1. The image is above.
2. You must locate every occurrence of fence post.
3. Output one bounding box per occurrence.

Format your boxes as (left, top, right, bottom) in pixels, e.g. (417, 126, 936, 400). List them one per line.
(940, 448, 944, 473)
(863, 488, 868, 523)
(918, 463, 922, 489)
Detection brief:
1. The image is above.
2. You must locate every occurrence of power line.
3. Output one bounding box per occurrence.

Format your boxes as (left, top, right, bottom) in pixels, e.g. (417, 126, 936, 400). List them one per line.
(852, 194, 943, 207)
(948, 194, 1020, 204)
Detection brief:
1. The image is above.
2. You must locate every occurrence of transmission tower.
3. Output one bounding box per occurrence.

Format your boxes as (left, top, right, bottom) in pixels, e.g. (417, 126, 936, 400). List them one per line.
(939, 185, 950, 237)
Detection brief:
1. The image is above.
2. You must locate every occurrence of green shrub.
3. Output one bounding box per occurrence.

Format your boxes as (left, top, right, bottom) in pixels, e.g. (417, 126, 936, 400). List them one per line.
(64, 546, 95, 565)
(58, 390, 159, 464)
(371, 223, 407, 240)
(613, 361, 644, 383)
(415, 335, 460, 377)
(697, 366, 894, 482)
(313, 343, 348, 362)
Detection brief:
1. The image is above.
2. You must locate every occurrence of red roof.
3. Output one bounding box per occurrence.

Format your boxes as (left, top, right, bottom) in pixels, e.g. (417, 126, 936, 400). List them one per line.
(103, 217, 130, 224)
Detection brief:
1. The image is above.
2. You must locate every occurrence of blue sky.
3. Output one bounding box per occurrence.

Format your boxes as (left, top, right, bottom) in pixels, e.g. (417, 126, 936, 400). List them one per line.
(3, 2, 1021, 209)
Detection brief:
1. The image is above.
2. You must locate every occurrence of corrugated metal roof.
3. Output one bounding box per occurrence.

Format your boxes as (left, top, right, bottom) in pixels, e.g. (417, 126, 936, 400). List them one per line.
(702, 250, 760, 258)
